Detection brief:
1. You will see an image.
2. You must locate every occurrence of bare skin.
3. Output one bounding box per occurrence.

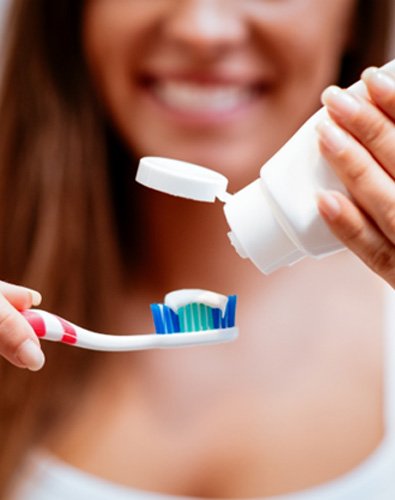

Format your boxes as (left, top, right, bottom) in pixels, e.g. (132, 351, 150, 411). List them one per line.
(317, 68, 395, 288)
(3, 0, 395, 498)
(44, 208, 387, 497)
(43, 3, 390, 492)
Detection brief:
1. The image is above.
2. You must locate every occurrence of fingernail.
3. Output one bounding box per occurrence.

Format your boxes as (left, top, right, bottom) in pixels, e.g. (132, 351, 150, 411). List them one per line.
(321, 86, 360, 117)
(317, 190, 341, 221)
(316, 119, 350, 153)
(16, 339, 45, 371)
(29, 290, 42, 307)
(362, 67, 395, 97)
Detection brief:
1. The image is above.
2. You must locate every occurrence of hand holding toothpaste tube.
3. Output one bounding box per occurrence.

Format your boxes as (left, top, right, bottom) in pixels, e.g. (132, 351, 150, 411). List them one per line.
(317, 67, 395, 288)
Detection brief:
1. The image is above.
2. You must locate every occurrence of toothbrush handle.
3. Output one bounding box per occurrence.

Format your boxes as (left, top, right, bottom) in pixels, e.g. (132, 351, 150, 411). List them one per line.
(21, 309, 78, 345)
(20, 309, 239, 351)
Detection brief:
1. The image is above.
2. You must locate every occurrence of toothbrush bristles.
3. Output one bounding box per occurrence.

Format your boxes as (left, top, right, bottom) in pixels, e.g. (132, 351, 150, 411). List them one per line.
(150, 295, 237, 334)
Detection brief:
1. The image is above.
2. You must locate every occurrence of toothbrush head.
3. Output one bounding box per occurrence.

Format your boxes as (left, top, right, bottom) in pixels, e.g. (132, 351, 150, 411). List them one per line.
(150, 289, 237, 334)
(22, 289, 238, 352)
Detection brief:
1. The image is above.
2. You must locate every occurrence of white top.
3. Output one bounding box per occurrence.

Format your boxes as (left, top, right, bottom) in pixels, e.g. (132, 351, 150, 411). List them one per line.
(9, 288, 395, 500)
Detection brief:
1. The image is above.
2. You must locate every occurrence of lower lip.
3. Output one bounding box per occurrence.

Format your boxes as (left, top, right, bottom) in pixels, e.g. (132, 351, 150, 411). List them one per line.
(139, 84, 264, 127)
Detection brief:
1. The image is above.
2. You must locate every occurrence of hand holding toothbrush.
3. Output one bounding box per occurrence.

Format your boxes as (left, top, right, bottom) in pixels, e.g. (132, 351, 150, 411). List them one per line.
(0, 284, 237, 371)
(317, 67, 395, 288)
(0, 281, 45, 371)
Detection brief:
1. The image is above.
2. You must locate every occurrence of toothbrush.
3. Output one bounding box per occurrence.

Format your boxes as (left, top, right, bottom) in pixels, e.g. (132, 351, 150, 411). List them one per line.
(20, 290, 238, 351)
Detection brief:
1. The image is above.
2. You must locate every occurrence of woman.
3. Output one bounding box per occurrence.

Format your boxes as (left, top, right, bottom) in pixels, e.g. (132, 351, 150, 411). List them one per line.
(0, 0, 394, 498)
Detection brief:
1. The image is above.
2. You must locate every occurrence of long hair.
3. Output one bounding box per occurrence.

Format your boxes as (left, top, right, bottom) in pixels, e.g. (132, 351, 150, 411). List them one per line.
(0, 0, 392, 496)
(0, 0, 127, 492)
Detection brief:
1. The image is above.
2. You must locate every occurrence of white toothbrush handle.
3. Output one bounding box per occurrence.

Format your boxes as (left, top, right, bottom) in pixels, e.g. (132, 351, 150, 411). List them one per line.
(21, 309, 238, 351)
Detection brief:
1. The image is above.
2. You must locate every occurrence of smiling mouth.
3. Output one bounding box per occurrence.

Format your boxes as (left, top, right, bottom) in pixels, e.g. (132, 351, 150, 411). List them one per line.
(140, 76, 266, 116)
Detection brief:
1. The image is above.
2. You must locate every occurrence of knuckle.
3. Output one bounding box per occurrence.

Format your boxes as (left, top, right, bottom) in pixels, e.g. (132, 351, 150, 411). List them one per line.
(16, 290, 32, 309)
(352, 111, 387, 147)
(364, 120, 386, 147)
(340, 218, 365, 244)
(0, 310, 17, 352)
(0, 307, 26, 352)
(383, 206, 395, 236)
(375, 90, 395, 113)
(0, 308, 16, 333)
(335, 147, 351, 162)
(344, 161, 368, 185)
(366, 241, 395, 274)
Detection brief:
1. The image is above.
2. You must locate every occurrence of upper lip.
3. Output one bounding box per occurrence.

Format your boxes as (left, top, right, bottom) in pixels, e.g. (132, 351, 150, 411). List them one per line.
(139, 70, 271, 88)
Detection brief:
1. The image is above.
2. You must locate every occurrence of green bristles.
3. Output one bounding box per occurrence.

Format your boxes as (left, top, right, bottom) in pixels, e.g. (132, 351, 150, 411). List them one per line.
(178, 303, 216, 332)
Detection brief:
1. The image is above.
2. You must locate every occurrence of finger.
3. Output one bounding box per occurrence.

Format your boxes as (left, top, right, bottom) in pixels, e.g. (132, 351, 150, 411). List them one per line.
(316, 118, 395, 246)
(321, 85, 395, 178)
(362, 67, 395, 121)
(317, 190, 395, 288)
(0, 281, 42, 311)
(0, 293, 45, 371)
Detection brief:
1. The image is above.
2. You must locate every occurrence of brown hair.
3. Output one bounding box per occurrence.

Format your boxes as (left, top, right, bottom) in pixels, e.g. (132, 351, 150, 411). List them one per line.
(0, 0, 125, 492)
(0, 0, 392, 495)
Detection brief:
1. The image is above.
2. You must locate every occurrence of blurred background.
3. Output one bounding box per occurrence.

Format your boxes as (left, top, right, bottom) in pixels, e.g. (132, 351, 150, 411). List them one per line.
(0, 0, 395, 75)
(0, 0, 395, 498)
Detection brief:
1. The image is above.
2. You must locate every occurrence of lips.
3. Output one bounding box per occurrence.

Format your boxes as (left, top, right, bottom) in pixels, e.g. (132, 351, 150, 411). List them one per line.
(153, 79, 258, 113)
(139, 73, 266, 118)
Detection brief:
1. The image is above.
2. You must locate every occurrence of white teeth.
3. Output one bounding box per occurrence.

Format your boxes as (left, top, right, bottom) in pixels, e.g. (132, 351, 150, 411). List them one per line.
(153, 81, 252, 113)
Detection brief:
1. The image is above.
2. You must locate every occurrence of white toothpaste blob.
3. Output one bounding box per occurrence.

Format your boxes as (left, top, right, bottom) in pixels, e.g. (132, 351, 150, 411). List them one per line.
(164, 289, 229, 314)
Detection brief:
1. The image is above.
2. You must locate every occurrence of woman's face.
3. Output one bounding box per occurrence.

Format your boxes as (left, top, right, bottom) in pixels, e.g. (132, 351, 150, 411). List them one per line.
(83, 0, 356, 186)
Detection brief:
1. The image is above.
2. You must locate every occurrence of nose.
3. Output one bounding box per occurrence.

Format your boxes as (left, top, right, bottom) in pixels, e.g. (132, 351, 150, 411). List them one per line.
(161, 0, 248, 57)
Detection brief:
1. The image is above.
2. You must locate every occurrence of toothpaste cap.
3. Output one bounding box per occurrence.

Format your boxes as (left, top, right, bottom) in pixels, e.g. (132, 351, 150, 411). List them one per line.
(136, 157, 230, 202)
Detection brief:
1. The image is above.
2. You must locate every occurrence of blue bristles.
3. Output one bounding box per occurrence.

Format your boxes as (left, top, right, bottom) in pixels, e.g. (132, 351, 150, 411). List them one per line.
(150, 304, 166, 334)
(150, 295, 237, 334)
(222, 295, 237, 328)
(150, 304, 180, 334)
(212, 308, 221, 329)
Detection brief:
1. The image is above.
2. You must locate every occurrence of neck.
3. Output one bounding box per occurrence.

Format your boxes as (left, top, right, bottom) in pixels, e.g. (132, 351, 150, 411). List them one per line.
(141, 191, 263, 296)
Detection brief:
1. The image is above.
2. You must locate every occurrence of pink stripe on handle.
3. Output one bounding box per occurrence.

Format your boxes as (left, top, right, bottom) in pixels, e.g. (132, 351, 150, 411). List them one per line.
(21, 310, 46, 338)
(56, 316, 77, 345)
